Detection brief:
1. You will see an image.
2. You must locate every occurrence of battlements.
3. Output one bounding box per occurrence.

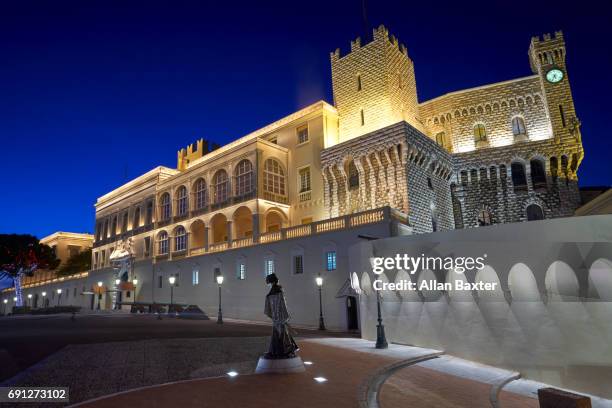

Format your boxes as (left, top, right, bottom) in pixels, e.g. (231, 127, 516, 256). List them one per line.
(330, 24, 408, 62)
(531, 30, 564, 44)
(177, 138, 222, 170)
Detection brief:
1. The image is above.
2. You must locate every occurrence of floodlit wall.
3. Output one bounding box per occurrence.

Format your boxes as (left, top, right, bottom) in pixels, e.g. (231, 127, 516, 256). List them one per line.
(350, 214, 612, 398)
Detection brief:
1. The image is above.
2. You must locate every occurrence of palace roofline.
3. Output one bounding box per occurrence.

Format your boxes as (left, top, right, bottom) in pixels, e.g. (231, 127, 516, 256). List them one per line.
(419, 75, 539, 106)
(40, 231, 94, 244)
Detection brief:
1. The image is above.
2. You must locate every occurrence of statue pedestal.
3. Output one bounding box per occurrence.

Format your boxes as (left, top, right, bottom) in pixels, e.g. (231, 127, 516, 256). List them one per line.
(255, 356, 305, 374)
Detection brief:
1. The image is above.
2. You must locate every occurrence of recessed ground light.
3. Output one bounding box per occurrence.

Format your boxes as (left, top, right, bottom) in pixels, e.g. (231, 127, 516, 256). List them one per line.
(314, 377, 327, 383)
(227, 371, 238, 377)
(304, 361, 313, 365)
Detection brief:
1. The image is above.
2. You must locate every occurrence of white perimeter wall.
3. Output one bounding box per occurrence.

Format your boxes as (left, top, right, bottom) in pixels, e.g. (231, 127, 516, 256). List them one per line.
(350, 215, 612, 398)
(8, 221, 394, 331)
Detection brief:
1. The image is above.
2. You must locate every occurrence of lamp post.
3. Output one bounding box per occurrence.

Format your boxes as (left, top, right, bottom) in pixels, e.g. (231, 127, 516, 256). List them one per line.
(57, 289, 62, 306)
(97, 281, 103, 310)
(375, 289, 388, 349)
(133, 278, 138, 286)
(2, 299, 7, 315)
(115, 278, 121, 310)
(27, 294, 32, 308)
(42, 291, 47, 308)
(316, 275, 326, 330)
(168, 275, 176, 310)
(216, 275, 224, 324)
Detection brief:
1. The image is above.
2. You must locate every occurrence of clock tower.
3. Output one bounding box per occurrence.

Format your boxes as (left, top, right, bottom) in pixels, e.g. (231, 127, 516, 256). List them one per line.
(528, 31, 582, 148)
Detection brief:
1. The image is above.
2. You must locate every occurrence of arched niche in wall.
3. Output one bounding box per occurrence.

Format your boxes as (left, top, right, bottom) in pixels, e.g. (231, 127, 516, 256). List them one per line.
(545, 260, 579, 301)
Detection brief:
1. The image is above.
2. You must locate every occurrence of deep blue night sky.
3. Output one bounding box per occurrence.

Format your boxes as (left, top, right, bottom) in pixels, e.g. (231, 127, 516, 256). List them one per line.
(1, 0, 610, 238)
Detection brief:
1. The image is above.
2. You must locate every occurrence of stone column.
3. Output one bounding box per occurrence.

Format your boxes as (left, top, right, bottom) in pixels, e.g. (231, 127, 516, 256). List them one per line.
(364, 154, 377, 210)
(329, 165, 340, 218)
(227, 220, 233, 246)
(204, 226, 209, 252)
(322, 167, 331, 218)
(252, 213, 260, 243)
(354, 156, 368, 210)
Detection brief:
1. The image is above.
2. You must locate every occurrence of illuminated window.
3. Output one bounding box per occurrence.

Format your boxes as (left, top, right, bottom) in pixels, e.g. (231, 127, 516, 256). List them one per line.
(176, 186, 188, 216)
(237, 262, 246, 280)
(160, 193, 171, 221)
(158, 231, 169, 255)
(192, 269, 199, 285)
(194, 178, 207, 209)
(325, 251, 337, 271)
(263, 159, 286, 196)
(473, 124, 487, 141)
(213, 169, 229, 204)
(299, 167, 311, 193)
(264, 259, 275, 276)
(297, 125, 309, 144)
(174, 226, 186, 252)
(511, 117, 527, 136)
(477, 209, 493, 226)
(234, 160, 254, 197)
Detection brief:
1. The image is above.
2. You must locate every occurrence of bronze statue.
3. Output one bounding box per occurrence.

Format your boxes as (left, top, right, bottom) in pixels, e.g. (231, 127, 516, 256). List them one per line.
(264, 273, 299, 359)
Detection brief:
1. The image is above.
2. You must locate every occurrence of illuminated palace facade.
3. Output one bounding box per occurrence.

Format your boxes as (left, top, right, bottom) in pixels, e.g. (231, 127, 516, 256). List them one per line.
(6, 26, 584, 329)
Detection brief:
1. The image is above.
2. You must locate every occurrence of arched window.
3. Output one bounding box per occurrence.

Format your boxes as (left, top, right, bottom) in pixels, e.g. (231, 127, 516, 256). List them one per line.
(263, 159, 286, 196)
(213, 169, 229, 204)
(176, 186, 188, 216)
(526, 204, 544, 221)
(530, 159, 546, 187)
(478, 209, 493, 226)
(194, 178, 207, 210)
(133, 207, 141, 229)
(473, 124, 487, 141)
(511, 117, 527, 136)
(550, 157, 558, 178)
(347, 160, 359, 190)
(160, 193, 171, 221)
(511, 162, 527, 191)
(234, 159, 254, 197)
(174, 226, 186, 252)
(158, 231, 169, 255)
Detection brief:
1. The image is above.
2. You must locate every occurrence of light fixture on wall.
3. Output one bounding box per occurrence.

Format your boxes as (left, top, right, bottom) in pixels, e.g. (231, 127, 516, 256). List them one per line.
(168, 275, 176, 307)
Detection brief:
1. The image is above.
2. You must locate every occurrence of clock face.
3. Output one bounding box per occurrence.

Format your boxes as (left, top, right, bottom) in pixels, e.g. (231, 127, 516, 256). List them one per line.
(546, 68, 564, 83)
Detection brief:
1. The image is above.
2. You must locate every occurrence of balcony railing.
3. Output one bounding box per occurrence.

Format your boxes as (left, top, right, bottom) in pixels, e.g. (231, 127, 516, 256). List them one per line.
(146, 207, 395, 262)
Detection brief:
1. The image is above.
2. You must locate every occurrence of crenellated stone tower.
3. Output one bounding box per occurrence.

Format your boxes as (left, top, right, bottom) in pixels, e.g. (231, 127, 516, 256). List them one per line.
(330, 25, 424, 144)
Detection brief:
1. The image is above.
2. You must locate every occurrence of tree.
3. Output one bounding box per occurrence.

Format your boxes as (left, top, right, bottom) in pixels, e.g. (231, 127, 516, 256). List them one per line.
(0, 234, 60, 307)
(57, 248, 91, 277)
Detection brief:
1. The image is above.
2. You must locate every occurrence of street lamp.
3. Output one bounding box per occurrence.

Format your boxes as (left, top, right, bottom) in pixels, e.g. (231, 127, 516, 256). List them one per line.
(97, 281, 103, 310)
(27, 294, 32, 308)
(42, 292, 47, 308)
(2, 299, 7, 315)
(57, 289, 62, 306)
(316, 275, 326, 330)
(168, 275, 176, 308)
(216, 275, 224, 324)
(133, 279, 138, 286)
(375, 288, 388, 349)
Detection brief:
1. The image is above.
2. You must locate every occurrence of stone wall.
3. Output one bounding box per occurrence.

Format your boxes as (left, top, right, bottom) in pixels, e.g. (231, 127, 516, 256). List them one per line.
(321, 121, 453, 233)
